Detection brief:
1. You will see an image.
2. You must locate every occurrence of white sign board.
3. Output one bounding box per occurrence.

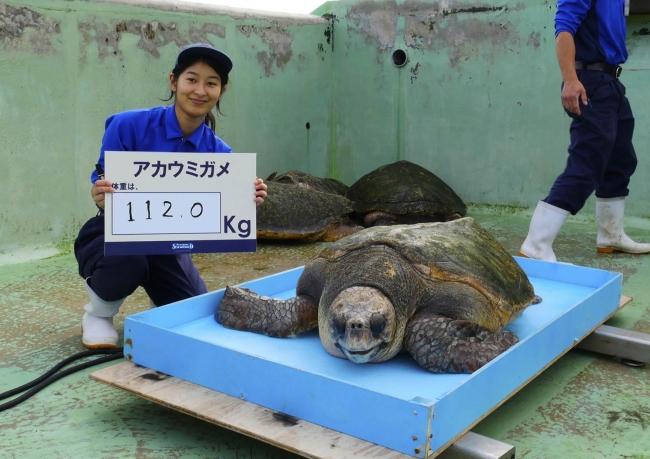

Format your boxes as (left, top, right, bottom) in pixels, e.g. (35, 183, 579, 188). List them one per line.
(104, 151, 256, 256)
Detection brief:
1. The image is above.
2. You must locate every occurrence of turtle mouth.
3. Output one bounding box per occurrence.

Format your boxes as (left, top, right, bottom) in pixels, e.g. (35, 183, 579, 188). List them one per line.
(348, 348, 375, 357)
(335, 342, 385, 363)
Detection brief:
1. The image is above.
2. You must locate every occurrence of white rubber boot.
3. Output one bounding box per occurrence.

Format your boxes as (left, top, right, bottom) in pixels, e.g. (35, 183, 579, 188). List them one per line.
(596, 197, 650, 254)
(519, 201, 569, 262)
(81, 279, 125, 349)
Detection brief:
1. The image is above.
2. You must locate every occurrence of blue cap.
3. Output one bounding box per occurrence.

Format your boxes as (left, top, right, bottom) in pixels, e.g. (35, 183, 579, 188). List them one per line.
(175, 43, 233, 73)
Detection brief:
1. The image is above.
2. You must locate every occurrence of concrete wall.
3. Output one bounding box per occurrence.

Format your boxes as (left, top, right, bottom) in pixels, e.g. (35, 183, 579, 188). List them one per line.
(320, 0, 650, 217)
(0, 0, 331, 253)
(1, 0, 650, 254)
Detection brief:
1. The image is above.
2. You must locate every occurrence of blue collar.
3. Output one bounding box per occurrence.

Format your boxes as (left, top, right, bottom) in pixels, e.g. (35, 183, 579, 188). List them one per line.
(164, 105, 207, 148)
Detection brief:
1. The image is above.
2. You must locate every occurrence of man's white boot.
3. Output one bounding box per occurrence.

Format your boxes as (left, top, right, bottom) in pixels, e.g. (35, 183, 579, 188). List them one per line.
(519, 201, 569, 262)
(596, 197, 650, 254)
(81, 279, 125, 349)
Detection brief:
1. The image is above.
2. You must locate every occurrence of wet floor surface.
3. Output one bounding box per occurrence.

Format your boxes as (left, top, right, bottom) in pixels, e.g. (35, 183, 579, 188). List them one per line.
(1, 212, 648, 459)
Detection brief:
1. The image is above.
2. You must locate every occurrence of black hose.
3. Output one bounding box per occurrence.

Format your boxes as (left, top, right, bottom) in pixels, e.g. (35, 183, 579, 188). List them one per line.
(0, 347, 124, 412)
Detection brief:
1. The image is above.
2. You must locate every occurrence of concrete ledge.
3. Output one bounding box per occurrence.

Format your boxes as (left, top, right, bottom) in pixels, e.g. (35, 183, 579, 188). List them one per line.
(92, 0, 330, 23)
(0, 245, 61, 266)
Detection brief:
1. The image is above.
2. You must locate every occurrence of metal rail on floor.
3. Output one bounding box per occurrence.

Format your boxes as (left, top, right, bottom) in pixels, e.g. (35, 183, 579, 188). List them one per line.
(438, 432, 515, 459)
(576, 325, 650, 365)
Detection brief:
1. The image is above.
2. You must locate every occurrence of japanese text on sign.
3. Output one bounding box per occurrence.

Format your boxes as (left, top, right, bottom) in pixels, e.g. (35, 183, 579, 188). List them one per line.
(132, 160, 230, 178)
(103, 151, 257, 256)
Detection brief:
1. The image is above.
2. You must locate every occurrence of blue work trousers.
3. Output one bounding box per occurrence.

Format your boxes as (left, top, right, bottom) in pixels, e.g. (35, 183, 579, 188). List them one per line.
(545, 70, 637, 215)
(74, 215, 207, 305)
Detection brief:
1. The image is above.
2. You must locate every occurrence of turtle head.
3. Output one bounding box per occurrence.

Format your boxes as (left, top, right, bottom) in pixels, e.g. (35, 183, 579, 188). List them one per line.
(319, 286, 399, 363)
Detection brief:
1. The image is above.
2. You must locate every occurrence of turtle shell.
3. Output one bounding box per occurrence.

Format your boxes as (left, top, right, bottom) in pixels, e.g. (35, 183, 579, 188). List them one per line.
(346, 160, 466, 219)
(267, 170, 348, 196)
(318, 217, 534, 318)
(257, 182, 354, 239)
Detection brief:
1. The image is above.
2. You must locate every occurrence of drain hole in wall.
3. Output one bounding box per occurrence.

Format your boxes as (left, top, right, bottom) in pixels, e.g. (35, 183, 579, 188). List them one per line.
(392, 49, 408, 67)
(306, 122, 311, 130)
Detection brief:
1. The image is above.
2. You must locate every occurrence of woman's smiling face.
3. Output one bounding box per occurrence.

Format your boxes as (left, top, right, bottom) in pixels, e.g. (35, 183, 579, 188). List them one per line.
(170, 60, 223, 123)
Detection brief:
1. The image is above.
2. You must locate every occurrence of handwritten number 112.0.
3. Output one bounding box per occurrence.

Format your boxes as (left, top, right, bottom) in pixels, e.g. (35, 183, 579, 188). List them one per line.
(126, 201, 204, 221)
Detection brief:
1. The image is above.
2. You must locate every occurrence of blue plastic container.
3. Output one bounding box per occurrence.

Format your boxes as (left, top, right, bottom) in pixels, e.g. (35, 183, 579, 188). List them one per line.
(124, 257, 622, 457)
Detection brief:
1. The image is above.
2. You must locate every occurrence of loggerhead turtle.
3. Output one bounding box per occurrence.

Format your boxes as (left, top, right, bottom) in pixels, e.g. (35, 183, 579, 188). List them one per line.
(346, 160, 467, 227)
(216, 217, 539, 374)
(257, 181, 363, 242)
(267, 170, 349, 196)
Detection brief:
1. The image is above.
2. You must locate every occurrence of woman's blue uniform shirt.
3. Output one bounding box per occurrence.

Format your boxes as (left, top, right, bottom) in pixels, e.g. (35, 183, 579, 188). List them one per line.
(91, 105, 232, 183)
(555, 0, 628, 66)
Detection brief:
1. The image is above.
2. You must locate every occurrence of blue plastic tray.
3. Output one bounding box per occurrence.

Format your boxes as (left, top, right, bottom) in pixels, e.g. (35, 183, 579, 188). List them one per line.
(124, 257, 622, 457)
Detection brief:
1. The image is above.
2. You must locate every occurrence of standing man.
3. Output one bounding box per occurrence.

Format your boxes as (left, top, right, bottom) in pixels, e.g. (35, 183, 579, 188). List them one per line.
(519, 0, 650, 262)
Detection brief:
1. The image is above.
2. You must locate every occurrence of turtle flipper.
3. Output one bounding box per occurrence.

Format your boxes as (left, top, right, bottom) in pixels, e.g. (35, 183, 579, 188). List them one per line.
(215, 286, 318, 338)
(404, 308, 518, 374)
(320, 220, 365, 242)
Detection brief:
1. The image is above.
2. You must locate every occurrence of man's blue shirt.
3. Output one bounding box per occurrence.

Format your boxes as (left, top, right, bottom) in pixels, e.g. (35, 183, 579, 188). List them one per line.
(555, 0, 628, 65)
(91, 105, 232, 183)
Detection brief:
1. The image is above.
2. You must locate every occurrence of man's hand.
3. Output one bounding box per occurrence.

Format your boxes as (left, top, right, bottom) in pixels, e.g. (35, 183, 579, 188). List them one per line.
(91, 179, 114, 209)
(556, 31, 588, 115)
(561, 79, 588, 115)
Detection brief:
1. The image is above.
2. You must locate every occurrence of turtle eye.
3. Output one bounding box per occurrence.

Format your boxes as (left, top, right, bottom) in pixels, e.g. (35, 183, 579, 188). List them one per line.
(332, 314, 347, 336)
(369, 314, 386, 336)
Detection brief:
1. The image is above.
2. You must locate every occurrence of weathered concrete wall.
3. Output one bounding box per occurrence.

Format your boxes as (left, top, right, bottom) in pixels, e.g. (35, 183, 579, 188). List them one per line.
(0, 0, 331, 253)
(319, 0, 650, 218)
(2, 0, 650, 255)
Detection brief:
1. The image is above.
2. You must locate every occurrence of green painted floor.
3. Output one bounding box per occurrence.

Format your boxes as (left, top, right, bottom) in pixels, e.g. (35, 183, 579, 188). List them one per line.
(1, 211, 649, 459)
